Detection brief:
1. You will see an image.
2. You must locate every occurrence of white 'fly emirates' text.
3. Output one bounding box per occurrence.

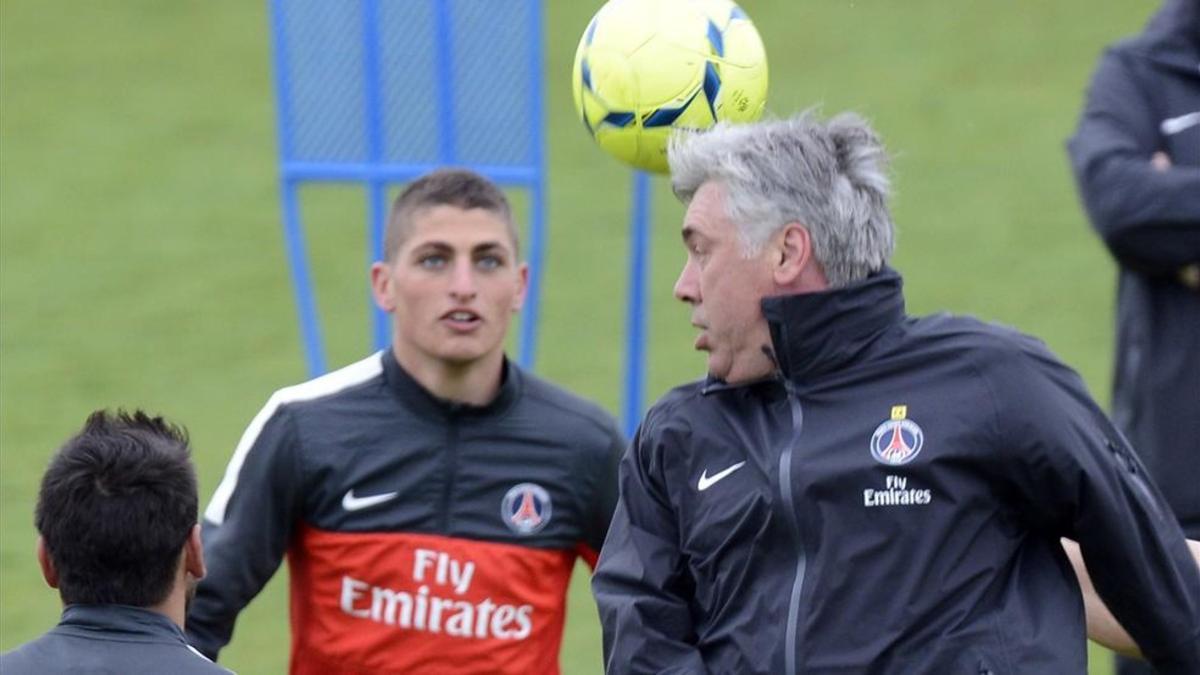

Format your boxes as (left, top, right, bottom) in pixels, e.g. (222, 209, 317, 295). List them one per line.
(338, 548, 533, 640)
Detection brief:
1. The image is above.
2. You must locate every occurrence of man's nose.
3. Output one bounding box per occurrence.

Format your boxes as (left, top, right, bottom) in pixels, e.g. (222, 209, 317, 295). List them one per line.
(673, 259, 699, 304)
(449, 260, 477, 299)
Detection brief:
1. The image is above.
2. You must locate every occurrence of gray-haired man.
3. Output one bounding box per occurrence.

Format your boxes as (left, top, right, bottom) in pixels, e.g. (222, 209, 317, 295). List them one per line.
(592, 112, 1200, 674)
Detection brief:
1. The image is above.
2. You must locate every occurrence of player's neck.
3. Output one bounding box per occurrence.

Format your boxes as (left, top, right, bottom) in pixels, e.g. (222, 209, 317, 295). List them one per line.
(392, 347, 504, 407)
(148, 581, 187, 630)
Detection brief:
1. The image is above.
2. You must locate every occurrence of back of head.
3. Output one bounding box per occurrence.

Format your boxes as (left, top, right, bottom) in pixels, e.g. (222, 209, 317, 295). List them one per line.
(668, 111, 895, 287)
(36, 410, 198, 607)
(384, 168, 517, 261)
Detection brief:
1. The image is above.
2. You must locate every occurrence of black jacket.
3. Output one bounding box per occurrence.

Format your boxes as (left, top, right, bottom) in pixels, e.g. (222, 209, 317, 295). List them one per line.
(1067, 0, 1200, 536)
(593, 269, 1200, 674)
(1, 605, 232, 674)
(187, 351, 622, 674)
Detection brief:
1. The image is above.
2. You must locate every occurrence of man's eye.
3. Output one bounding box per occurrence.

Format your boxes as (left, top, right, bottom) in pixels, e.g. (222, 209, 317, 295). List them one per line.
(476, 255, 503, 270)
(418, 254, 447, 269)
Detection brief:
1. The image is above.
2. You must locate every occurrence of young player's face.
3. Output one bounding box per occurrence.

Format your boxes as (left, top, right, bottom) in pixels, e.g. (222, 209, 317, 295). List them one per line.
(673, 181, 776, 383)
(372, 205, 527, 369)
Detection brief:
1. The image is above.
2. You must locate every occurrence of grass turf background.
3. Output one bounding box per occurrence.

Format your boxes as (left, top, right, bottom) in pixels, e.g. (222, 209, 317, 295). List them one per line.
(1, 1, 1159, 672)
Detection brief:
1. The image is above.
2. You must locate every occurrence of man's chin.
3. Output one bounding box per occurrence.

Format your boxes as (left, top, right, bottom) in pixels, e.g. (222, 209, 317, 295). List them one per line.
(438, 351, 487, 366)
(705, 353, 731, 382)
(711, 354, 775, 385)
(428, 334, 500, 363)
(436, 343, 502, 367)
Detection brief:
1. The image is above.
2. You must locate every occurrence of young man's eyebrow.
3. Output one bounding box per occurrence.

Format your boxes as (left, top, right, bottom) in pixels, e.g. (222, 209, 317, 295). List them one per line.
(472, 241, 511, 255)
(410, 241, 453, 254)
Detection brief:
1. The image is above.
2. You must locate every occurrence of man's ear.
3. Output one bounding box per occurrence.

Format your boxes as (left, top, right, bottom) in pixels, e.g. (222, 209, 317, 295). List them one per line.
(37, 536, 59, 589)
(369, 261, 396, 313)
(511, 262, 529, 313)
(184, 524, 206, 581)
(774, 222, 814, 286)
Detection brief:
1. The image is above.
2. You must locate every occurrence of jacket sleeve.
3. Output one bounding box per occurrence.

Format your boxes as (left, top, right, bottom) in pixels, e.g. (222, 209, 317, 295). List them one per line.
(579, 424, 626, 570)
(185, 399, 305, 660)
(592, 417, 706, 674)
(1066, 48, 1200, 274)
(984, 337, 1200, 673)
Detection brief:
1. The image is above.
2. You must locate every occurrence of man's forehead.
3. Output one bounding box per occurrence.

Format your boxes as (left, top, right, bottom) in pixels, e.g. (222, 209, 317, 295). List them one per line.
(682, 182, 730, 239)
(403, 205, 517, 250)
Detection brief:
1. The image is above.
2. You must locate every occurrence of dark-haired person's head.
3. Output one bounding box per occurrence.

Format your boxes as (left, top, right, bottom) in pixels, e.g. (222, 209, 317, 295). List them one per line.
(35, 410, 205, 620)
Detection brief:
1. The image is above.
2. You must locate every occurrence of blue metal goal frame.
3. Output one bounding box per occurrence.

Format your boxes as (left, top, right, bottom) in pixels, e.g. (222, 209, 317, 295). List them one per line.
(268, 0, 546, 377)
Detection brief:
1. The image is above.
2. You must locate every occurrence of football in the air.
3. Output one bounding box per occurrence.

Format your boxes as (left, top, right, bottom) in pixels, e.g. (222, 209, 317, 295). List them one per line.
(571, 0, 769, 174)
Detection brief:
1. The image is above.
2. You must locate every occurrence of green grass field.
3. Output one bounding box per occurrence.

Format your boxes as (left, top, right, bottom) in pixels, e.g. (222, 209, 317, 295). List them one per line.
(1, 1, 1159, 672)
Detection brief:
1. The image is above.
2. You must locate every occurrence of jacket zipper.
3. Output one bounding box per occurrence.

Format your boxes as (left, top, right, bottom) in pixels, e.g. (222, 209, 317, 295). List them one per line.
(441, 414, 459, 531)
(779, 384, 807, 675)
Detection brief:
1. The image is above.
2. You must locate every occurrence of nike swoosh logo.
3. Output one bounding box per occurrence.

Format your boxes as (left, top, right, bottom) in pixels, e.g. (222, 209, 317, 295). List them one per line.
(341, 489, 399, 512)
(698, 461, 746, 491)
(1161, 112, 1200, 135)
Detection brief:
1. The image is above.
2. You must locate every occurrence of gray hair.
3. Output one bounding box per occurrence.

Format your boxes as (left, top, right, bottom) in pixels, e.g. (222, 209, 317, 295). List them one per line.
(668, 111, 894, 287)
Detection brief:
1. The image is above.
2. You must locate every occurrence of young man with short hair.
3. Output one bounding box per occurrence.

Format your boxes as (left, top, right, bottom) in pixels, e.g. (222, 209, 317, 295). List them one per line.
(2, 410, 229, 675)
(188, 168, 624, 674)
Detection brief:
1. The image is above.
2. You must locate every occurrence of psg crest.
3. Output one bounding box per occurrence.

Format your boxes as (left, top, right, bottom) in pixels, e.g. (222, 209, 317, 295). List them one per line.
(501, 482, 552, 535)
(870, 405, 924, 466)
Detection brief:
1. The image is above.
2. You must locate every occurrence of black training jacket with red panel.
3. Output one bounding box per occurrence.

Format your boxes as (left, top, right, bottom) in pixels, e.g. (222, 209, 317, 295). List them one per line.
(593, 268, 1200, 675)
(186, 352, 623, 675)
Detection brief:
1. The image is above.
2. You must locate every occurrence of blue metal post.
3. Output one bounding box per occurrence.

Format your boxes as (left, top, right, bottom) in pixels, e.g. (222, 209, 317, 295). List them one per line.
(432, 0, 457, 163)
(280, 179, 327, 376)
(268, 0, 546, 377)
(520, 182, 545, 370)
(623, 171, 651, 438)
(361, 0, 389, 351)
(519, 1, 547, 369)
(367, 183, 389, 350)
(270, 0, 325, 377)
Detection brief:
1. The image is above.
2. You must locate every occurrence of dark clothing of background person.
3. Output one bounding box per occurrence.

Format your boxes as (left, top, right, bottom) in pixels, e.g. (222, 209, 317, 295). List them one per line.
(1067, 3, 1200, 671)
(1067, 0, 1200, 532)
(593, 269, 1200, 675)
(1, 605, 232, 675)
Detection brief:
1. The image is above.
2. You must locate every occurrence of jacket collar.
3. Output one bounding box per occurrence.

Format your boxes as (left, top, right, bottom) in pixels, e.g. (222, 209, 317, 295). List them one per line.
(381, 348, 520, 419)
(58, 604, 186, 643)
(761, 267, 906, 386)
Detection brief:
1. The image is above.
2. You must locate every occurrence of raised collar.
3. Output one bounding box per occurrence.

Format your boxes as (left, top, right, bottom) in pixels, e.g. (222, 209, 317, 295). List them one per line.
(380, 348, 521, 419)
(761, 267, 907, 387)
(57, 604, 186, 644)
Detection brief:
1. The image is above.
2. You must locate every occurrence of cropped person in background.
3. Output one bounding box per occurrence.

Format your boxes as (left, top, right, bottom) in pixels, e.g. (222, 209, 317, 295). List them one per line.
(187, 168, 624, 674)
(1067, 2, 1200, 671)
(0, 410, 229, 675)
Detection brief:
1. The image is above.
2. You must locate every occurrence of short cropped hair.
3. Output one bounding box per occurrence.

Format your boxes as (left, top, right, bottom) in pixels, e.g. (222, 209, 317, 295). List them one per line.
(35, 410, 198, 607)
(669, 111, 895, 287)
(383, 168, 518, 261)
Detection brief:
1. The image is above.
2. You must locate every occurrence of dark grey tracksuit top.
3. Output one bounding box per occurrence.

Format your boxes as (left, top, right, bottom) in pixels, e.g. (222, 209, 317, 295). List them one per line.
(1, 605, 232, 674)
(594, 268, 1200, 675)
